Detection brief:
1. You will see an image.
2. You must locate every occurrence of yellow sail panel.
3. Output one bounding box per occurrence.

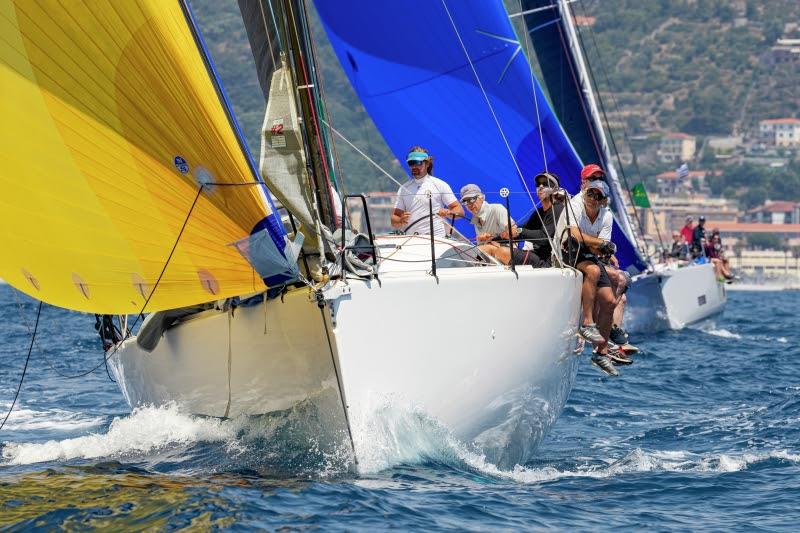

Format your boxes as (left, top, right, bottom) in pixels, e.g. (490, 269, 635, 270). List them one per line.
(0, 0, 282, 313)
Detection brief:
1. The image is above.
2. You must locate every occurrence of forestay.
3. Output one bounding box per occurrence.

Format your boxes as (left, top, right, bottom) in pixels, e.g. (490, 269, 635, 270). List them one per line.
(0, 0, 294, 313)
(518, 0, 647, 271)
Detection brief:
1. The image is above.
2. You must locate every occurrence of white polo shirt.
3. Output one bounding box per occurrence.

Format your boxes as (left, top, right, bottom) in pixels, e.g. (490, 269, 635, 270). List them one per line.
(394, 174, 457, 236)
(555, 193, 613, 248)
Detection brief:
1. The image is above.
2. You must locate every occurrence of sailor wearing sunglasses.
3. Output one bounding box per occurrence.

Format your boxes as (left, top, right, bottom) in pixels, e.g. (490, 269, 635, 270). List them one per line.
(556, 179, 625, 375)
(391, 147, 463, 236)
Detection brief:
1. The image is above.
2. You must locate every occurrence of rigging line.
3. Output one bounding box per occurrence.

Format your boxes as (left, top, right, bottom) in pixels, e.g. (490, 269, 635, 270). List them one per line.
(320, 120, 404, 188)
(317, 305, 358, 467)
(11, 290, 85, 379)
(257, 0, 278, 67)
(0, 301, 42, 432)
(565, 1, 647, 250)
(35, 186, 207, 381)
(515, 0, 550, 173)
(573, 0, 665, 253)
(441, 0, 563, 262)
(553, 0, 648, 262)
(286, 0, 335, 215)
(509, 0, 564, 267)
(440, 0, 533, 203)
(301, 0, 346, 194)
(508, 0, 577, 18)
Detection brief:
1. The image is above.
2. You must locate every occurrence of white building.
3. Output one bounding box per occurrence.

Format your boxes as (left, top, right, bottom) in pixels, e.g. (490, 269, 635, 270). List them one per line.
(759, 118, 800, 147)
(745, 201, 800, 225)
(658, 133, 696, 163)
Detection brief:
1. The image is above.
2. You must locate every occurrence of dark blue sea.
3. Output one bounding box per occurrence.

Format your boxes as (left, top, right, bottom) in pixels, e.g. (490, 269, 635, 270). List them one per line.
(1, 283, 798, 530)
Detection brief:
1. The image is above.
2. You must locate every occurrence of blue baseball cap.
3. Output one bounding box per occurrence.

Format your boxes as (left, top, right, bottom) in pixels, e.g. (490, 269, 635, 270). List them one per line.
(586, 180, 610, 198)
(406, 151, 429, 162)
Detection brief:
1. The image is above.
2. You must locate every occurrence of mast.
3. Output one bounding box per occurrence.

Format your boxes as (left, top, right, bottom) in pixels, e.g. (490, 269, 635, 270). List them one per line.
(555, 0, 645, 255)
(275, 0, 337, 230)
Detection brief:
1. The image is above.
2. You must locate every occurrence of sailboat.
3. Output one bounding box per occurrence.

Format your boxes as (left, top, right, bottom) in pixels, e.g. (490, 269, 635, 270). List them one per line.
(0, 0, 602, 468)
(517, 0, 726, 332)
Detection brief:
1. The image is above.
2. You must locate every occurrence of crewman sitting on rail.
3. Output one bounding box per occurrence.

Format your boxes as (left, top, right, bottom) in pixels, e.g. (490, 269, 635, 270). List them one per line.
(479, 172, 564, 268)
(573, 164, 636, 357)
(557, 180, 629, 375)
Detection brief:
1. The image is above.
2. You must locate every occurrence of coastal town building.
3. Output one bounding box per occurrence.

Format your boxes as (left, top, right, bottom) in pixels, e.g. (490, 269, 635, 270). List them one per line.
(654, 169, 715, 196)
(758, 118, 800, 147)
(658, 133, 696, 163)
(635, 193, 739, 239)
(769, 38, 800, 66)
(346, 192, 396, 235)
(744, 201, 800, 225)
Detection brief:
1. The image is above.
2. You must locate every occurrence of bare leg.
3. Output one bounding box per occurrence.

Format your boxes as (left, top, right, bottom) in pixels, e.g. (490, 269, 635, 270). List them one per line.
(711, 258, 724, 279)
(613, 294, 627, 328)
(480, 242, 512, 265)
(595, 286, 616, 353)
(577, 261, 600, 326)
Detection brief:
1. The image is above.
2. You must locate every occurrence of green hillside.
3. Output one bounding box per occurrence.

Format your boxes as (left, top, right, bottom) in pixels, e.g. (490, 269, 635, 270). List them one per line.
(575, 0, 799, 136)
(191, 0, 799, 199)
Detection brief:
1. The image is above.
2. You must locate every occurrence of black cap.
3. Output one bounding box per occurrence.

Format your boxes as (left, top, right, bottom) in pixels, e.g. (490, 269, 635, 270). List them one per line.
(698, 215, 706, 222)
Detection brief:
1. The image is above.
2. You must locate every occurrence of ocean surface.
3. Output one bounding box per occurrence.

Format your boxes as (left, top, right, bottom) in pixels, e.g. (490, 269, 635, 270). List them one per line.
(1, 283, 798, 530)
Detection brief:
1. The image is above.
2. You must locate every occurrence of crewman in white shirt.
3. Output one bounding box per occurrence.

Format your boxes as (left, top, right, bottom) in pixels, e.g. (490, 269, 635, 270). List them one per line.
(391, 147, 463, 236)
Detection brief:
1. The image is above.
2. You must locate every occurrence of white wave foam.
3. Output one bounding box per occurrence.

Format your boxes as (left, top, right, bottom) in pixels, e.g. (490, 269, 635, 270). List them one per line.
(1, 404, 239, 466)
(459, 448, 800, 484)
(0, 405, 105, 432)
(352, 396, 457, 474)
(700, 328, 742, 339)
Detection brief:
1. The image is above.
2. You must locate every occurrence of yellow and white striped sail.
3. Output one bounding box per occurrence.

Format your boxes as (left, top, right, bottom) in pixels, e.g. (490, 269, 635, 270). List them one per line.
(0, 0, 281, 313)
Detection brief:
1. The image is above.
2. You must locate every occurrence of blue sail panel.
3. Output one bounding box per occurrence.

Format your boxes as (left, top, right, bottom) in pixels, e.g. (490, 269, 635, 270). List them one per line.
(315, 0, 644, 271)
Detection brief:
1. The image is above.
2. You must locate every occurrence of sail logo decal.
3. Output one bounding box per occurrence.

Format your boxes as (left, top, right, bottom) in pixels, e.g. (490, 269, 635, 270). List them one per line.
(698, 294, 707, 306)
(270, 119, 286, 148)
(173, 156, 190, 174)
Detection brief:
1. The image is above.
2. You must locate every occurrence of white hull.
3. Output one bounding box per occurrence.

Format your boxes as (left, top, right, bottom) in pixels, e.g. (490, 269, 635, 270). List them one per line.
(109, 236, 583, 468)
(625, 263, 727, 333)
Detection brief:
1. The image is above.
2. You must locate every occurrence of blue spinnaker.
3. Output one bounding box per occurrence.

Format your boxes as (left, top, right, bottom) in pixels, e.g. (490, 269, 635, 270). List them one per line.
(316, 0, 644, 271)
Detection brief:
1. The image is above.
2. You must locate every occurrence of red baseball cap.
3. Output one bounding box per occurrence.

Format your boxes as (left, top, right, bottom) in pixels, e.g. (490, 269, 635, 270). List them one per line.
(580, 163, 606, 181)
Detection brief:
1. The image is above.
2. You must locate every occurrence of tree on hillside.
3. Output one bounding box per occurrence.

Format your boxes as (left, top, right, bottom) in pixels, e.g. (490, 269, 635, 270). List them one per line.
(679, 88, 733, 134)
(741, 186, 768, 209)
(747, 232, 782, 250)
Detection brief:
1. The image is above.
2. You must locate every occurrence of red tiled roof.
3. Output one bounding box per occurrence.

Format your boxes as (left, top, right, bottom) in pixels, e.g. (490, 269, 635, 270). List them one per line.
(706, 222, 800, 233)
(655, 170, 708, 180)
(574, 16, 595, 26)
(747, 201, 799, 213)
(665, 132, 694, 139)
(760, 118, 800, 125)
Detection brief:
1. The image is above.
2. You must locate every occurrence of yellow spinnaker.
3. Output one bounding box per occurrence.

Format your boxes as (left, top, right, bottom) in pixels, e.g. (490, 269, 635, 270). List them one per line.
(0, 0, 279, 313)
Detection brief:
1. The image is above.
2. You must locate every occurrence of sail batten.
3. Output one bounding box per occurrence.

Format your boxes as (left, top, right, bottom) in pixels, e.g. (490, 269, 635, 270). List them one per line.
(0, 0, 294, 313)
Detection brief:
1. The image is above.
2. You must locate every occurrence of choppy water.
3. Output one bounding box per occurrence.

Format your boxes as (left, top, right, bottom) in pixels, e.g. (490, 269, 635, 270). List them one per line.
(1, 284, 798, 530)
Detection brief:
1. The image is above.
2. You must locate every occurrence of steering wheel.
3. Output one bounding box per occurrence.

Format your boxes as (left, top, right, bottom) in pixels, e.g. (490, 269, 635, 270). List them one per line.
(402, 213, 435, 234)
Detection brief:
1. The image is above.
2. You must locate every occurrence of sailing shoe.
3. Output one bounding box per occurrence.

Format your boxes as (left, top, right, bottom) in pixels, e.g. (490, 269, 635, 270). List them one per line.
(578, 323, 605, 345)
(606, 344, 633, 365)
(591, 353, 620, 376)
(574, 336, 586, 354)
(619, 343, 640, 354)
(609, 325, 629, 346)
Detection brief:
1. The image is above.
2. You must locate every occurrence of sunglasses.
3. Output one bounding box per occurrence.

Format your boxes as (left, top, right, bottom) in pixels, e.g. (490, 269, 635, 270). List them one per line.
(586, 190, 607, 201)
(407, 160, 426, 167)
(462, 196, 479, 205)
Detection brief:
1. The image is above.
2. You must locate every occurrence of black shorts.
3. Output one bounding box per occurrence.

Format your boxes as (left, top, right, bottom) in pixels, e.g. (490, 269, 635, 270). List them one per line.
(511, 248, 550, 268)
(577, 252, 612, 288)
